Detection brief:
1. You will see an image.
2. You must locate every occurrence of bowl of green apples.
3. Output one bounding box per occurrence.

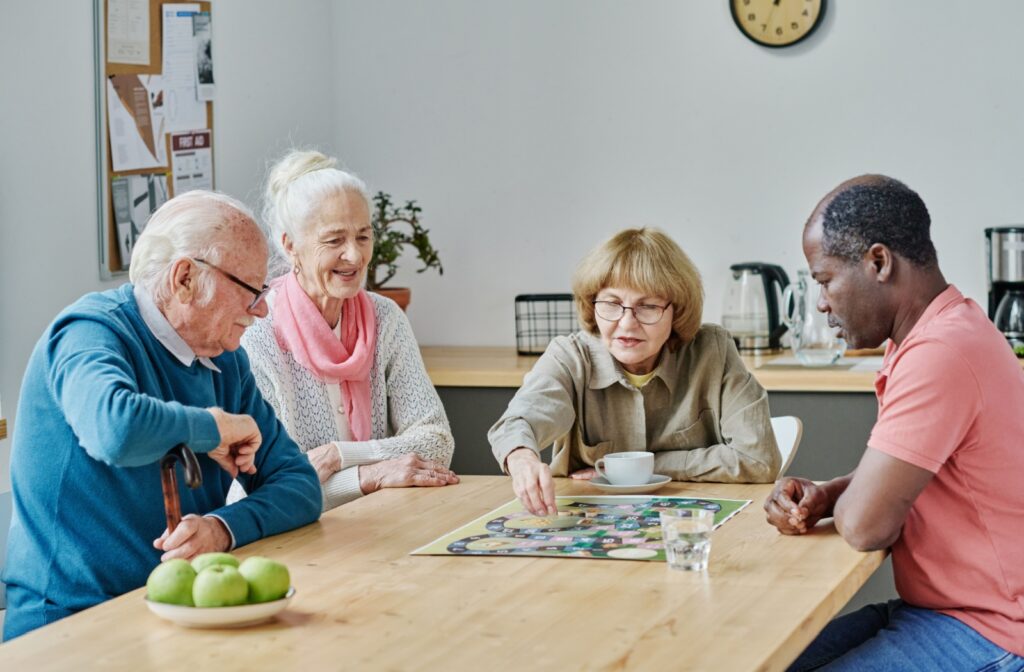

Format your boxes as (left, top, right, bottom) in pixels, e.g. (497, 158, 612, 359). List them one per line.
(145, 553, 294, 628)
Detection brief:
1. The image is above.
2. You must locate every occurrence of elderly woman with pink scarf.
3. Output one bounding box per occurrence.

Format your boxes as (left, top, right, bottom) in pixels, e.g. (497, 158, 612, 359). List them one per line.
(239, 149, 457, 511)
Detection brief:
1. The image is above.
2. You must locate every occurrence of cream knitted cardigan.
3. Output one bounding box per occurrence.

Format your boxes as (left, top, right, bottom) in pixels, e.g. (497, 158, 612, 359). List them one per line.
(240, 289, 454, 510)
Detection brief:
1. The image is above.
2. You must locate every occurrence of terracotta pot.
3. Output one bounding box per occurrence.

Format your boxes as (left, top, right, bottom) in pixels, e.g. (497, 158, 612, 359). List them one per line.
(372, 287, 411, 311)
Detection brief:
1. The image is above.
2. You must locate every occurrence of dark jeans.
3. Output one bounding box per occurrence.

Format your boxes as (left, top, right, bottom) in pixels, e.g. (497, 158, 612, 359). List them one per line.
(789, 600, 1024, 672)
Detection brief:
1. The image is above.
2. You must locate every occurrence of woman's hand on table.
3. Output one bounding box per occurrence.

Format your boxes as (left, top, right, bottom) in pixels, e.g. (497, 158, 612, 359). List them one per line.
(358, 453, 459, 494)
(505, 448, 557, 516)
(569, 468, 597, 480)
(153, 514, 230, 561)
(764, 477, 831, 534)
(307, 443, 342, 483)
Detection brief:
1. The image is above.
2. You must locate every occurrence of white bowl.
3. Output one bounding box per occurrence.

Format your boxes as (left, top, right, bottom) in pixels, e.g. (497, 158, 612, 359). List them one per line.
(145, 587, 295, 628)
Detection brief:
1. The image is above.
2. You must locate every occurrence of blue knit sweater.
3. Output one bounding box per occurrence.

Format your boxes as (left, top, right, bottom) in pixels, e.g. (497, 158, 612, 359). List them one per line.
(2, 284, 321, 639)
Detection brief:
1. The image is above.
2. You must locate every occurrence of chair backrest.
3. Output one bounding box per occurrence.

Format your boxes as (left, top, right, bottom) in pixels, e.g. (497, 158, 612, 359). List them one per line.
(770, 416, 803, 477)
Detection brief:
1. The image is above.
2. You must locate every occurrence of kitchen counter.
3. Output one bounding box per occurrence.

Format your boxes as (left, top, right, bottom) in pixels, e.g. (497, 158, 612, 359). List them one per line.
(421, 346, 1024, 393)
(421, 346, 881, 393)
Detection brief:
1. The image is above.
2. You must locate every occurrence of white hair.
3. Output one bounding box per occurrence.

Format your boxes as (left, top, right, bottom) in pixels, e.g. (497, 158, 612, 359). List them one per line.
(129, 190, 257, 305)
(262, 149, 371, 278)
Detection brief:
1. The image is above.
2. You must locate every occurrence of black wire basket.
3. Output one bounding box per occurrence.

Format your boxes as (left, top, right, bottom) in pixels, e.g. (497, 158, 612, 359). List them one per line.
(515, 294, 579, 355)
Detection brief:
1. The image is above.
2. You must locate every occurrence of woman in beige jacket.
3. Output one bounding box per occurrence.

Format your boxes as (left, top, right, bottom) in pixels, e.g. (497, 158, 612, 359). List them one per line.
(489, 228, 781, 515)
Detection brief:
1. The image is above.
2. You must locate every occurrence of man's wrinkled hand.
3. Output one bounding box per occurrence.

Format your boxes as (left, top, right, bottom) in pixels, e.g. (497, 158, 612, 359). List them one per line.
(207, 407, 261, 477)
(153, 514, 230, 561)
(764, 477, 831, 535)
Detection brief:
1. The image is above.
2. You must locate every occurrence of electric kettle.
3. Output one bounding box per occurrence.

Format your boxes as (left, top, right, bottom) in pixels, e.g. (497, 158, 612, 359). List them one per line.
(722, 262, 791, 353)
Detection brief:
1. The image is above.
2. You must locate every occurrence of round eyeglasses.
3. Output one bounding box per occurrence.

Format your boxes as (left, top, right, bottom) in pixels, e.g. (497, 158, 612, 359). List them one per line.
(593, 300, 670, 325)
(192, 258, 270, 311)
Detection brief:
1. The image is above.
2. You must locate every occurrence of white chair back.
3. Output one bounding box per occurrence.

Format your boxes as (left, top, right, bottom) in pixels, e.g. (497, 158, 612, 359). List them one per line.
(770, 416, 803, 477)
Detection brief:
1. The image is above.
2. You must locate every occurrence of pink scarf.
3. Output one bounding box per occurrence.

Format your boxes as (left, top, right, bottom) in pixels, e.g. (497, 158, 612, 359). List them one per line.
(270, 272, 377, 441)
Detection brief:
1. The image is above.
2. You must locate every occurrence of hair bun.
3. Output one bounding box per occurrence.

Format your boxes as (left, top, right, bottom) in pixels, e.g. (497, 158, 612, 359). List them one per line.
(265, 149, 338, 202)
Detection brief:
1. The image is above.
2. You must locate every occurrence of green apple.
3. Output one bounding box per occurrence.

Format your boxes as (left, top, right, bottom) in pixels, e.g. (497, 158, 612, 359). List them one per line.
(146, 559, 196, 606)
(191, 552, 239, 574)
(238, 556, 291, 603)
(192, 565, 249, 607)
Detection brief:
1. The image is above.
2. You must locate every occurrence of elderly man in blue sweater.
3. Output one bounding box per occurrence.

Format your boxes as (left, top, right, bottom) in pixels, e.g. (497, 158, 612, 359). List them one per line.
(2, 191, 321, 640)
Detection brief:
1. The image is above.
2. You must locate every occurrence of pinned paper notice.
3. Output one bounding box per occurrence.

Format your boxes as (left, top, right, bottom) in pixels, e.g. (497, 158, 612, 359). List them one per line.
(170, 130, 213, 196)
(107, 74, 167, 171)
(112, 173, 168, 269)
(193, 12, 215, 101)
(162, 4, 207, 132)
(107, 0, 150, 65)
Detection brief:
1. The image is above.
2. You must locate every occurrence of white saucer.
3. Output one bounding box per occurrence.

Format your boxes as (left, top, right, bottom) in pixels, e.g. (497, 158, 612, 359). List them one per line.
(588, 474, 672, 494)
(145, 587, 295, 628)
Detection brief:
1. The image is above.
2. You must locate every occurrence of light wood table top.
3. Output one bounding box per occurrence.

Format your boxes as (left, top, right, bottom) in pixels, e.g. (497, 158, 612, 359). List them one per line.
(421, 345, 883, 392)
(0, 476, 883, 672)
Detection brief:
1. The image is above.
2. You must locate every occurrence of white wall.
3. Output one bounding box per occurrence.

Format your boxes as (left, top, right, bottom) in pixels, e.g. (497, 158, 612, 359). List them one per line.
(0, 1, 337, 491)
(331, 0, 1024, 345)
(2, 1, 1022, 487)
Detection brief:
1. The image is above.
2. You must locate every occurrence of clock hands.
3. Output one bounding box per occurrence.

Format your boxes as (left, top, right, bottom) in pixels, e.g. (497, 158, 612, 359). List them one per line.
(762, 1, 779, 35)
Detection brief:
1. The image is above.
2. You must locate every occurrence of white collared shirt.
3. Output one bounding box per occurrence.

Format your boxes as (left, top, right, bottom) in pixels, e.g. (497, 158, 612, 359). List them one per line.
(133, 284, 221, 372)
(133, 283, 236, 549)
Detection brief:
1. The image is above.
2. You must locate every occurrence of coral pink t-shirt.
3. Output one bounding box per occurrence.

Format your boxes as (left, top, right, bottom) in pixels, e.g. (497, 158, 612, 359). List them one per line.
(869, 285, 1024, 655)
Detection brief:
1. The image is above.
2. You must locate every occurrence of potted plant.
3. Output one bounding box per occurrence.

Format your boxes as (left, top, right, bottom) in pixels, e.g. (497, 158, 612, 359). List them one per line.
(366, 191, 444, 311)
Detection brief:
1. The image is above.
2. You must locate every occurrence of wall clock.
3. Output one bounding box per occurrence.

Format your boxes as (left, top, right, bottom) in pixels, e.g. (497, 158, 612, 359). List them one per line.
(731, 0, 826, 48)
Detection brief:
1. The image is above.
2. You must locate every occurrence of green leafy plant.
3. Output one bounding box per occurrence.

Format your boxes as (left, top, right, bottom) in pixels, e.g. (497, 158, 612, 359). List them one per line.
(366, 191, 444, 291)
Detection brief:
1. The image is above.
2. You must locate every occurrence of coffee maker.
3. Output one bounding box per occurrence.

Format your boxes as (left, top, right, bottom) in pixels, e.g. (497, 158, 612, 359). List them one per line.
(986, 227, 1024, 354)
(722, 262, 790, 353)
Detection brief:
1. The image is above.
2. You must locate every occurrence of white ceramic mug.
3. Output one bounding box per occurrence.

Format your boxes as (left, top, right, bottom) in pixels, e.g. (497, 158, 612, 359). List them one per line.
(594, 451, 655, 486)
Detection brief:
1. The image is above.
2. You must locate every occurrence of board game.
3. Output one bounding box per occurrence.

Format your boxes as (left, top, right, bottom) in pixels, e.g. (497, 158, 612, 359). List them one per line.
(412, 495, 751, 562)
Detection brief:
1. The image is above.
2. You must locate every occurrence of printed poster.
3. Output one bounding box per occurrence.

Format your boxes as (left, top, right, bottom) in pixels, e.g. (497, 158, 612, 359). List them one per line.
(107, 74, 167, 171)
(170, 129, 213, 195)
(112, 173, 168, 268)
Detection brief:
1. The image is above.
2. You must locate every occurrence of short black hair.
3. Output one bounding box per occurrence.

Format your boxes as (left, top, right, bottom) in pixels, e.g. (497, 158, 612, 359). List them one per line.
(820, 177, 937, 267)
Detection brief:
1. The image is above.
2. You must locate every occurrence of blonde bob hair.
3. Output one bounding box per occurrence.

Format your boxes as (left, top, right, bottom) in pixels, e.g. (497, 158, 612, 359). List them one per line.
(572, 228, 704, 348)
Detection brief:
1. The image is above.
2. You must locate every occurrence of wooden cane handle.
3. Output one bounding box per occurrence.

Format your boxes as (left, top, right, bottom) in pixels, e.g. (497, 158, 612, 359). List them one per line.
(160, 458, 182, 534)
(159, 444, 202, 535)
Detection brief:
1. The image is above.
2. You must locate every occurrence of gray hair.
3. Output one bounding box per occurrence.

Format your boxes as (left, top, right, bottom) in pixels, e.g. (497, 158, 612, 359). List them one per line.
(820, 175, 937, 268)
(129, 190, 257, 305)
(262, 149, 371, 277)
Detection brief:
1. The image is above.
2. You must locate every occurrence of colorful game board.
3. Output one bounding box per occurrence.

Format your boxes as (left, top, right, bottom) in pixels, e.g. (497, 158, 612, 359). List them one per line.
(412, 495, 751, 562)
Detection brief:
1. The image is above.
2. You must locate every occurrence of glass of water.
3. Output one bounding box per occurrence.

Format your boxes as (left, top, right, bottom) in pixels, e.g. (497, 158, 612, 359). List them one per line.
(660, 508, 715, 571)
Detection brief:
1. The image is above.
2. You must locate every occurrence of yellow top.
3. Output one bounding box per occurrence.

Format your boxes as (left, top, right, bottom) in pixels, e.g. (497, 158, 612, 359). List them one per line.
(622, 369, 656, 387)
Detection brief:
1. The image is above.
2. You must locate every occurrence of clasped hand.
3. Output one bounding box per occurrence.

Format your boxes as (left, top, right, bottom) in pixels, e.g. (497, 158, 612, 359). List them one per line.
(206, 407, 262, 478)
(763, 477, 832, 534)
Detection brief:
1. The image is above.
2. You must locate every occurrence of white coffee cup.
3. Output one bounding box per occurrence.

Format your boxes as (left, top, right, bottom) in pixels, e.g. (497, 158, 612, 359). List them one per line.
(594, 451, 655, 486)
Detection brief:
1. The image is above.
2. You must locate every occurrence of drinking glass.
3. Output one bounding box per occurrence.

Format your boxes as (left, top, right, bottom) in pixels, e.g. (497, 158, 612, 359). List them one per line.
(659, 508, 715, 571)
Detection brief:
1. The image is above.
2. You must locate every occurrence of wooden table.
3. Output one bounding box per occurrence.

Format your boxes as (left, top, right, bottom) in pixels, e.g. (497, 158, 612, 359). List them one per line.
(0, 476, 883, 671)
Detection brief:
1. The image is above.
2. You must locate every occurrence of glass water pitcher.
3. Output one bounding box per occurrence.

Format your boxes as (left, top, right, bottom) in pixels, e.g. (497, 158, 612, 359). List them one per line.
(782, 269, 847, 366)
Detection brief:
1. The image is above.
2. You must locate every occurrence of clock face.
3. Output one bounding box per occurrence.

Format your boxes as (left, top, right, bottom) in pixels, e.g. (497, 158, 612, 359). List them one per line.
(731, 0, 825, 48)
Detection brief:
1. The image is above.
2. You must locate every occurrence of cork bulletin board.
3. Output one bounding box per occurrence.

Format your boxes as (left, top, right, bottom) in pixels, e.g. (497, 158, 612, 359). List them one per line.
(94, 0, 214, 278)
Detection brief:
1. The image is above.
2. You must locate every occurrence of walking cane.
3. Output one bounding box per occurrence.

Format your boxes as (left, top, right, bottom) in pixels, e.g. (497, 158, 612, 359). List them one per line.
(160, 444, 202, 534)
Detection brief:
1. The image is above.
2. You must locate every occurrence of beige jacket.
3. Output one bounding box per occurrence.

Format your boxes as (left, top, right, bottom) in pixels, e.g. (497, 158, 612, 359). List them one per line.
(488, 325, 780, 483)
